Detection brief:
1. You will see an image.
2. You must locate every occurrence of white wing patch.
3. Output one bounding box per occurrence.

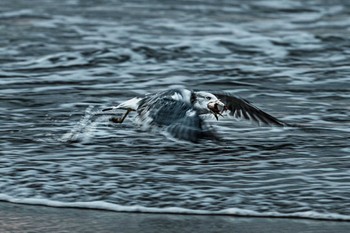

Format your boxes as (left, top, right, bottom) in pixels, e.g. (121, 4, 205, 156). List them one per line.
(116, 97, 142, 110)
(186, 110, 196, 117)
(171, 92, 183, 101)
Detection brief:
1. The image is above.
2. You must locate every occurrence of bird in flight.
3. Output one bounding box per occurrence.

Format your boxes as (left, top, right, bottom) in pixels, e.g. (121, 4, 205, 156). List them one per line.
(102, 88, 288, 142)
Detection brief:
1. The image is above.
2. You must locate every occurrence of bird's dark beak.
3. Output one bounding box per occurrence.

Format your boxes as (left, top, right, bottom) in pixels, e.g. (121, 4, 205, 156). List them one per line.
(208, 100, 226, 120)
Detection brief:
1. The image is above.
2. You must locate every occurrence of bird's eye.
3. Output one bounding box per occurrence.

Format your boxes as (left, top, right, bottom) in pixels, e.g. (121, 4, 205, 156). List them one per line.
(206, 96, 211, 100)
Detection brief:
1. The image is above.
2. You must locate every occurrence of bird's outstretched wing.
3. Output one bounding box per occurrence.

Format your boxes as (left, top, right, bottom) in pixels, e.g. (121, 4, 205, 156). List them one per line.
(138, 94, 217, 142)
(213, 92, 287, 127)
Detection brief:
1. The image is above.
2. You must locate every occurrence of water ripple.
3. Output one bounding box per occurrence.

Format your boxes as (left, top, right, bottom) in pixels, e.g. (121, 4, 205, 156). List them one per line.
(0, 0, 350, 220)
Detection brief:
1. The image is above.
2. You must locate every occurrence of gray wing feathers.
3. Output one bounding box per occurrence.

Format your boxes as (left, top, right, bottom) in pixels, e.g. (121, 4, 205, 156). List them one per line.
(138, 94, 217, 142)
(166, 111, 218, 143)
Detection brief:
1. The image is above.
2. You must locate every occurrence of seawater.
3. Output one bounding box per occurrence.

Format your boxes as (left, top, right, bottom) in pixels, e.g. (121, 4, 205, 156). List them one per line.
(0, 0, 350, 221)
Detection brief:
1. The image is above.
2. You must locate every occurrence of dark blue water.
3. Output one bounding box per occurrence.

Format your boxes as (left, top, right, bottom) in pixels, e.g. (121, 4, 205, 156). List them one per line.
(1, 0, 350, 220)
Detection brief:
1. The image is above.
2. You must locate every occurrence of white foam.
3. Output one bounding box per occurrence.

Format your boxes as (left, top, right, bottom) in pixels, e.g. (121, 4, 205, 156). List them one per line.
(0, 194, 349, 221)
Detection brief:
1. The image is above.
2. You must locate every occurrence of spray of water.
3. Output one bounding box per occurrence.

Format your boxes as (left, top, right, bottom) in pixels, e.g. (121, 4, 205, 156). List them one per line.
(60, 106, 111, 143)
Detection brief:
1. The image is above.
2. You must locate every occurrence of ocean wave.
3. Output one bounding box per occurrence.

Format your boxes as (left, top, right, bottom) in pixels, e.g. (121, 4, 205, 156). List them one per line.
(1, 194, 349, 221)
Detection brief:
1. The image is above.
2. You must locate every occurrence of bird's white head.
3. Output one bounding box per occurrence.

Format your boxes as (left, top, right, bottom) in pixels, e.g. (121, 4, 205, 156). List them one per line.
(193, 91, 226, 120)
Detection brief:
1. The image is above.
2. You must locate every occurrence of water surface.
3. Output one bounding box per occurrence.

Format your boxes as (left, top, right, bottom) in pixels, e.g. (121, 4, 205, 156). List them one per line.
(1, 0, 350, 220)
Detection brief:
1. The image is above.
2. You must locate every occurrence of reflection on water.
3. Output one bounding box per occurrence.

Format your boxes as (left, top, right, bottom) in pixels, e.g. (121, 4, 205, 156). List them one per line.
(0, 0, 350, 220)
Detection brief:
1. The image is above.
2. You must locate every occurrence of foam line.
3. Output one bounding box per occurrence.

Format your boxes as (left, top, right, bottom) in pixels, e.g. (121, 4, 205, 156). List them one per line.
(0, 194, 349, 221)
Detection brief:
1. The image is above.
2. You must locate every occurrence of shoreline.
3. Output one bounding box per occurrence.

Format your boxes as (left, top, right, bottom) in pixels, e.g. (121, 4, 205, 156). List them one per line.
(1, 202, 350, 233)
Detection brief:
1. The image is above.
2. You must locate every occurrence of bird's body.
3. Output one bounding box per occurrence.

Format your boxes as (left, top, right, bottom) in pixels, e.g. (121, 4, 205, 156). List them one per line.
(103, 88, 288, 142)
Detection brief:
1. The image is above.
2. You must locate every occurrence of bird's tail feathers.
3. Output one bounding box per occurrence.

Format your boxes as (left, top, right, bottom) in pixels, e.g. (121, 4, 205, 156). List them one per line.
(102, 97, 142, 112)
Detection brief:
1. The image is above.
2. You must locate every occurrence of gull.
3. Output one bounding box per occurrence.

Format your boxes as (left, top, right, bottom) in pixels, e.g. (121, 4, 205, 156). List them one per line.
(102, 88, 288, 142)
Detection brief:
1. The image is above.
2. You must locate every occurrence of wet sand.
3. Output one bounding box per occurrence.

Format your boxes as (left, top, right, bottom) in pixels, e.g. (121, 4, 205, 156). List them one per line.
(1, 202, 350, 233)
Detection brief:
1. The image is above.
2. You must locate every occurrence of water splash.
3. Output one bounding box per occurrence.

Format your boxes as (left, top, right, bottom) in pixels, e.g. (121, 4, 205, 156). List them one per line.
(59, 106, 109, 143)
